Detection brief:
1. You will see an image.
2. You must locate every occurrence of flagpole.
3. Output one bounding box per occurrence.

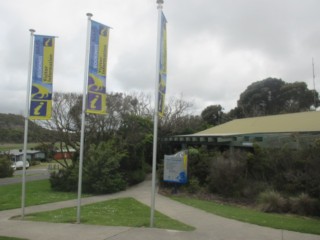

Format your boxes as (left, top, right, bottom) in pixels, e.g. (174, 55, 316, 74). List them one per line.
(21, 29, 35, 219)
(77, 12, 92, 224)
(150, 0, 164, 228)
(312, 58, 317, 108)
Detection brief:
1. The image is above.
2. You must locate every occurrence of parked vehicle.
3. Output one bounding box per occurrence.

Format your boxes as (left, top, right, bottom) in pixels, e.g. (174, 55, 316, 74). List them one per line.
(11, 160, 29, 170)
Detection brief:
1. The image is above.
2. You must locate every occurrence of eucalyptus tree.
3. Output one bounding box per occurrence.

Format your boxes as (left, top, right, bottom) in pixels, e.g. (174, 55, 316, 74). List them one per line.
(236, 78, 318, 117)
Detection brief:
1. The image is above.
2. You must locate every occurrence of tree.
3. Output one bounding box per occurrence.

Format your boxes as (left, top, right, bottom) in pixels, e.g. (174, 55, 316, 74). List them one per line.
(84, 92, 153, 144)
(0, 155, 14, 178)
(47, 91, 154, 192)
(201, 105, 224, 126)
(50, 140, 127, 194)
(225, 106, 245, 121)
(159, 95, 207, 137)
(279, 82, 318, 113)
(118, 114, 153, 184)
(46, 91, 209, 192)
(39, 92, 82, 167)
(237, 78, 284, 117)
(237, 78, 319, 117)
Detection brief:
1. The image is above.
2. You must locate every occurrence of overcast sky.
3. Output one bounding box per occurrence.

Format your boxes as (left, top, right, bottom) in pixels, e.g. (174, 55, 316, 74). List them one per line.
(1, 0, 320, 115)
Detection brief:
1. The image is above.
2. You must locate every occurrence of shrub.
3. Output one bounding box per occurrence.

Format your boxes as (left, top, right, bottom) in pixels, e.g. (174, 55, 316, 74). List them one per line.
(289, 193, 320, 216)
(256, 140, 320, 198)
(82, 141, 127, 194)
(50, 167, 78, 192)
(258, 190, 289, 213)
(0, 155, 14, 178)
(120, 143, 146, 186)
(187, 177, 201, 194)
(208, 150, 247, 197)
(50, 141, 127, 194)
(242, 181, 269, 199)
(187, 148, 212, 185)
(125, 168, 146, 186)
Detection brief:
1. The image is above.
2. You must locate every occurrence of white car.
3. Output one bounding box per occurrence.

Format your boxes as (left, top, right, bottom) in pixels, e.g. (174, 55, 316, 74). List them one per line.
(11, 160, 30, 170)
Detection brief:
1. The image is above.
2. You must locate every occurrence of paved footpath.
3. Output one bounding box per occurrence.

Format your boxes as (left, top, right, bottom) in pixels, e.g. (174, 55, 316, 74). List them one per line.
(1, 180, 320, 240)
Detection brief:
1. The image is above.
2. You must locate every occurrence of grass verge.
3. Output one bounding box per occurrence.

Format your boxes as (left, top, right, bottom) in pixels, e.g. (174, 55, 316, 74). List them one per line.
(22, 197, 194, 231)
(171, 196, 320, 235)
(0, 143, 39, 152)
(0, 180, 90, 211)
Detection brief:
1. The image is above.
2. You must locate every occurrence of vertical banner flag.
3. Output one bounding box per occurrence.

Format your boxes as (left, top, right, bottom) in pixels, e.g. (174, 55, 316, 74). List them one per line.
(158, 12, 167, 117)
(30, 35, 55, 120)
(163, 151, 188, 184)
(86, 20, 109, 114)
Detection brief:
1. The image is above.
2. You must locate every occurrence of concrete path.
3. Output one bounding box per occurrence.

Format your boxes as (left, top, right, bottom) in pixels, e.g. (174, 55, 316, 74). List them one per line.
(1, 180, 320, 240)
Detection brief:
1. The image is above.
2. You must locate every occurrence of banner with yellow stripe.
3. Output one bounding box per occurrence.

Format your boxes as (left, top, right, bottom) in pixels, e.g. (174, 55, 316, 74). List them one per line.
(158, 12, 167, 117)
(29, 35, 55, 120)
(86, 20, 109, 114)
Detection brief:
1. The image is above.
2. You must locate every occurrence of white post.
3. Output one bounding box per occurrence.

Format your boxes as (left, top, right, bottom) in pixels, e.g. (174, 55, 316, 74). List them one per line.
(312, 58, 317, 109)
(77, 13, 92, 224)
(21, 29, 35, 218)
(150, 0, 164, 228)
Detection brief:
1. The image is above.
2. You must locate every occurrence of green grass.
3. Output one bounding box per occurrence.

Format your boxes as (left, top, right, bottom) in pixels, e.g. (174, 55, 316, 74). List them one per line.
(0, 143, 39, 152)
(23, 197, 195, 231)
(0, 180, 89, 211)
(171, 196, 320, 235)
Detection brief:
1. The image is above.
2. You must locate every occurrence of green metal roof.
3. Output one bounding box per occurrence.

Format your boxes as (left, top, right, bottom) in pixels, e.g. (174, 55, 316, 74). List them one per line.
(194, 111, 320, 136)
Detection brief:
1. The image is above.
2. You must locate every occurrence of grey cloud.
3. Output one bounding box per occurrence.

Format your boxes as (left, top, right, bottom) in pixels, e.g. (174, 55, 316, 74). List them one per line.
(1, 0, 320, 115)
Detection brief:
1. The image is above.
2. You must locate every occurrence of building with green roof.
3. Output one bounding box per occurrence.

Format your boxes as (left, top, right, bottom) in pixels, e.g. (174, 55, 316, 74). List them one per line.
(162, 111, 320, 151)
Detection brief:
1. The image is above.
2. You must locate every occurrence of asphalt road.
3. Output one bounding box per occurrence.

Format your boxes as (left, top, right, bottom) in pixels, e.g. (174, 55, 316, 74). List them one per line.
(0, 168, 50, 185)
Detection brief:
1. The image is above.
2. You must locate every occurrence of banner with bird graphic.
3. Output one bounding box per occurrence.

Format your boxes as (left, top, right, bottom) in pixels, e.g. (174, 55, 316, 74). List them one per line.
(29, 35, 55, 120)
(158, 12, 167, 117)
(86, 20, 109, 114)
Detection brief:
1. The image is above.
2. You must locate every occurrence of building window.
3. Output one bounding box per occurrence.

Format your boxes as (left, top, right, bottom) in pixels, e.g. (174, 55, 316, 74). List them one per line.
(254, 137, 263, 142)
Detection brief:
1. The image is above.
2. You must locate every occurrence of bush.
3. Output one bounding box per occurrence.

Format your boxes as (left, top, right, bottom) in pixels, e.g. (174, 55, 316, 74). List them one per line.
(208, 150, 247, 197)
(289, 193, 320, 216)
(120, 143, 146, 186)
(124, 168, 146, 186)
(258, 190, 289, 213)
(82, 141, 127, 194)
(50, 167, 78, 192)
(253, 140, 320, 198)
(187, 148, 212, 185)
(50, 141, 127, 194)
(0, 155, 14, 178)
(242, 181, 269, 199)
(187, 177, 201, 194)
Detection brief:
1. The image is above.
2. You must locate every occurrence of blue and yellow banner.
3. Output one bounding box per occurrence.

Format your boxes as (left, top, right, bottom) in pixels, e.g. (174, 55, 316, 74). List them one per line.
(86, 20, 109, 114)
(158, 12, 167, 117)
(30, 35, 55, 120)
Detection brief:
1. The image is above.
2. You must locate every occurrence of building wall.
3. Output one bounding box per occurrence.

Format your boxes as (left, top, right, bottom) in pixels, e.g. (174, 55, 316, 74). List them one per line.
(161, 132, 320, 153)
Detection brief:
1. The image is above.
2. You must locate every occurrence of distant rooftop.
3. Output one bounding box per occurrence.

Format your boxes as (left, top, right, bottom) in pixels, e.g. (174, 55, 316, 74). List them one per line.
(6, 149, 41, 156)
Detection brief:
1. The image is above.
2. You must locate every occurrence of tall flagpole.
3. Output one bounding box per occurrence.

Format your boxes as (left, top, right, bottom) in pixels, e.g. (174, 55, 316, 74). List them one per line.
(77, 13, 92, 224)
(21, 29, 35, 218)
(312, 58, 317, 109)
(150, 0, 164, 228)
